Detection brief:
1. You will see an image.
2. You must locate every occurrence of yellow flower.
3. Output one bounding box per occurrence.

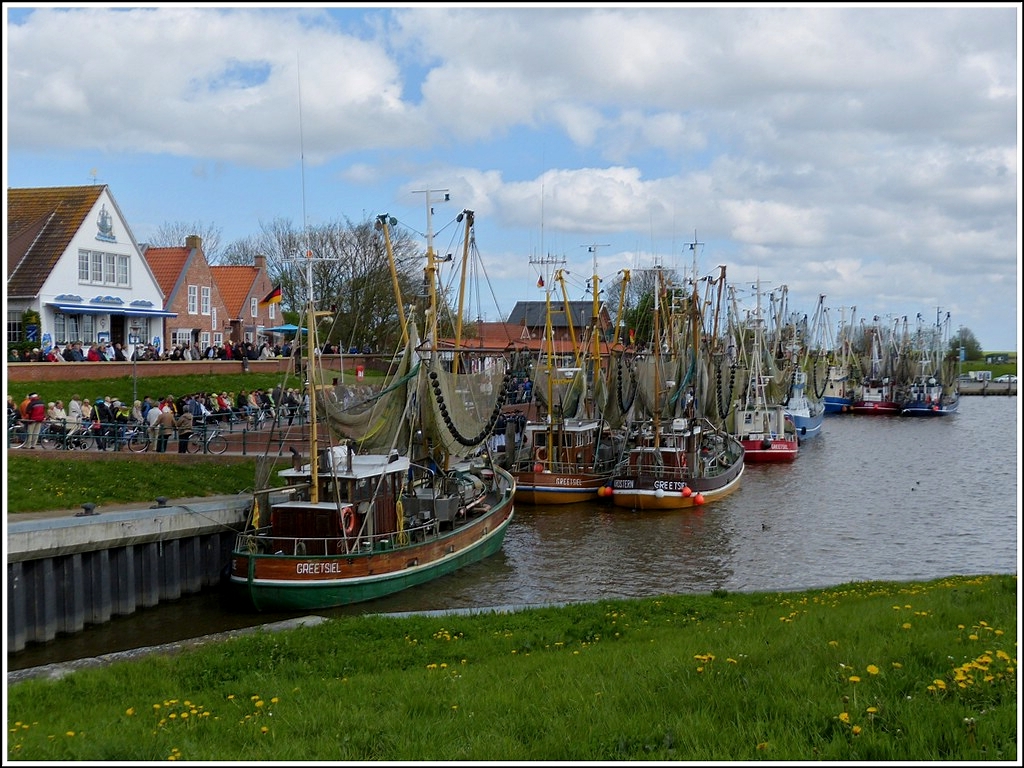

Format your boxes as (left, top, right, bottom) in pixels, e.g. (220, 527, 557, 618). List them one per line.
(866, 664, 879, 675)
(125, 708, 135, 716)
(848, 675, 861, 683)
(902, 623, 912, 630)
(838, 712, 850, 723)
(852, 725, 862, 735)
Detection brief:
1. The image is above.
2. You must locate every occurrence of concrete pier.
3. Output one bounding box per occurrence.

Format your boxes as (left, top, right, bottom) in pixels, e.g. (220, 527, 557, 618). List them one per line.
(7, 495, 254, 653)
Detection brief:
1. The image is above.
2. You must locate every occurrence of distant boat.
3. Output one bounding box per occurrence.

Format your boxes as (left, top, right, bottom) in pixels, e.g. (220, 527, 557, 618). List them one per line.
(228, 202, 515, 611)
(507, 249, 627, 504)
(781, 294, 826, 441)
(785, 369, 825, 440)
(728, 279, 799, 462)
(611, 261, 745, 509)
(821, 304, 859, 414)
(901, 309, 959, 417)
(851, 319, 903, 416)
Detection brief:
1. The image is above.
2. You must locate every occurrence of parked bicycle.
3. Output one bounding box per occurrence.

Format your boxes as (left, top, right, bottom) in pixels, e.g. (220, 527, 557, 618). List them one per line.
(43, 420, 94, 450)
(8, 415, 27, 449)
(188, 419, 228, 455)
(125, 421, 155, 453)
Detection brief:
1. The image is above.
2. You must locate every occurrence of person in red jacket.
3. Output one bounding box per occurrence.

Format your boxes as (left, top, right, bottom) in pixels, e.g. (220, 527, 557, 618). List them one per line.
(23, 393, 47, 449)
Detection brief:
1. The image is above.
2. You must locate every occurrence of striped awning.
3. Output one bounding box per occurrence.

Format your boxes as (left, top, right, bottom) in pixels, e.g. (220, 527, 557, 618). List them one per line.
(47, 302, 177, 318)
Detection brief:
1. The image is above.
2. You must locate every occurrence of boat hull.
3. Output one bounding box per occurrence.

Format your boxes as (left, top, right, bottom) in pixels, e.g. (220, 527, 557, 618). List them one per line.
(900, 398, 959, 417)
(739, 437, 799, 462)
(512, 471, 609, 505)
(850, 401, 902, 415)
(823, 397, 853, 414)
(788, 412, 824, 441)
(611, 460, 744, 510)
(229, 468, 516, 612)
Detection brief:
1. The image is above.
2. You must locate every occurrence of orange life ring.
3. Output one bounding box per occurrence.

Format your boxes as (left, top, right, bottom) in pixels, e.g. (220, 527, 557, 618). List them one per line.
(535, 446, 547, 462)
(342, 506, 361, 536)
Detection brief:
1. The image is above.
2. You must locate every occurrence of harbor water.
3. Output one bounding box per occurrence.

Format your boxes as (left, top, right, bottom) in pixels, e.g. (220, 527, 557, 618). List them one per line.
(7, 395, 1019, 672)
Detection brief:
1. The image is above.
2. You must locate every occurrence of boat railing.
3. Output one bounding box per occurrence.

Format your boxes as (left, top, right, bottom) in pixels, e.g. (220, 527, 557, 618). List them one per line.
(234, 517, 443, 557)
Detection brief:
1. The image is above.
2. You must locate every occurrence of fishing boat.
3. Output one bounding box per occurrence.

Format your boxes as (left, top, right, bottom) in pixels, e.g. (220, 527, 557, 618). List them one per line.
(610, 262, 745, 510)
(727, 280, 799, 462)
(785, 369, 825, 441)
(851, 318, 903, 415)
(508, 250, 627, 504)
(228, 198, 516, 611)
(901, 309, 960, 417)
(821, 305, 859, 414)
(781, 295, 826, 440)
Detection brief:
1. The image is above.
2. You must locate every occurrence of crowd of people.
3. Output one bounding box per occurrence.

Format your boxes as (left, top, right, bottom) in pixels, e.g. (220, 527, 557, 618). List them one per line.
(8, 338, 378, 363)
(9, 339, 306, 363)
(8, 385, 309, 453)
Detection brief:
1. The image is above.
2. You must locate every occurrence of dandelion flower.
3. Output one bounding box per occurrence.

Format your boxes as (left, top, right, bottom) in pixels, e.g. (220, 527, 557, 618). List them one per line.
(848, 675, 861, 683)
(866, 664, 879, 675)
(852, 725, 862, 735)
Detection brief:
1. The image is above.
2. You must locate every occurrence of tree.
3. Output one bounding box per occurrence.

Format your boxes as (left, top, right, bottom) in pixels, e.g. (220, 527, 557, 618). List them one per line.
(949, 327, 983, 361)
(150, 221, 223, 263)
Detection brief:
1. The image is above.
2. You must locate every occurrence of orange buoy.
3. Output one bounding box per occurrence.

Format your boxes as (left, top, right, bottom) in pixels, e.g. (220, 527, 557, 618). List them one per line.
(693, 493, 706, 505)
(533, 462, 544, 472)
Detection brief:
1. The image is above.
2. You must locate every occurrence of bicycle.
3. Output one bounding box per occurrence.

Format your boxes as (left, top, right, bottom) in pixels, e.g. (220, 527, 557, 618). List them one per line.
(188, 419, 228, 454)
(125, 421, 155, 453)
(8, 416, 27, 449)
(44, 420, 94, 450)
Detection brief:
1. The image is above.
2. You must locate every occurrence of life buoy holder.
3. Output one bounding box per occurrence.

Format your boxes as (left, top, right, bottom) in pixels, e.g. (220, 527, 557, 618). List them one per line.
(535, 446, 547, 463)
(295, 541, 307, 556)
(342, 505, 361, 537)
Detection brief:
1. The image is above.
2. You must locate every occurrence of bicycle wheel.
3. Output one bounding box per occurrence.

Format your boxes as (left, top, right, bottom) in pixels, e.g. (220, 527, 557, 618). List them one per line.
(206, 433, 228, 455)
(9, 425, 27, 449)
(39, 429, 59, 450)
(127, 434, 150, 453)
(187, 433, 204, 453)
(72, 432, 94, 451)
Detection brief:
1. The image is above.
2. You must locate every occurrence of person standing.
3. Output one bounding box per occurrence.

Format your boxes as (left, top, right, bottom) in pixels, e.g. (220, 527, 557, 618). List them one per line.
(145, 397, 162, 450)
(23, 393, 47, 449)
(67, 394, 84, 427)
(175, 399, 194, 453)
(155, 399, 176, 453)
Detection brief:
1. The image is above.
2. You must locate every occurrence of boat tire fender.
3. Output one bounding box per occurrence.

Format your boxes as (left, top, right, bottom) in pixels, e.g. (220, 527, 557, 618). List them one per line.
(535, 446, 547, 463)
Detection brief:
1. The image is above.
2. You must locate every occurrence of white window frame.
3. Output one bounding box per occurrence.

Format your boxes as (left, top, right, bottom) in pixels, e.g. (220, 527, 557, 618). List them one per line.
(188, 285, 198, 314)
(200, 286, 211, 315)
(250, 297, 258, 318)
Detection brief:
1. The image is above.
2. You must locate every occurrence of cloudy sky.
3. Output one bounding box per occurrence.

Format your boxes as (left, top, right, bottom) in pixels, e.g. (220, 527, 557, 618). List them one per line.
(4, 4, 1020, 352)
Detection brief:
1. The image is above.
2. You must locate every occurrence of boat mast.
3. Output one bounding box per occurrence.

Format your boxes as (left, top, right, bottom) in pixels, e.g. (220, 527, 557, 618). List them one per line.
(585, 243, 609, 415)
(413, 188, 449, 352)
(304, 248, 320, 502)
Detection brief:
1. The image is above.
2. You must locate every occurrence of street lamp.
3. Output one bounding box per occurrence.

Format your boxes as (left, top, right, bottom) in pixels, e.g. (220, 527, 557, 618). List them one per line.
(130, 325, 142, 404)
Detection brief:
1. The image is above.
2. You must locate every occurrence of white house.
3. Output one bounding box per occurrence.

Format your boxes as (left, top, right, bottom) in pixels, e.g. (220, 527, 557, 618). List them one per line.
(7, 185, 175, 355)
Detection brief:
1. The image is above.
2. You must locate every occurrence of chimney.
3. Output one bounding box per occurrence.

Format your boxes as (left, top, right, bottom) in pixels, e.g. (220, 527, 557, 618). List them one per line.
(185, 234, 202, 250)
(255, 254, 266, 271)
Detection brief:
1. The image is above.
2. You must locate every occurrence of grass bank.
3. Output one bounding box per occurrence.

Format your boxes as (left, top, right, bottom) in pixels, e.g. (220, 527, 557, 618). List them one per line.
(6, 574, 1017, 761)
(6, 455, 288, 513)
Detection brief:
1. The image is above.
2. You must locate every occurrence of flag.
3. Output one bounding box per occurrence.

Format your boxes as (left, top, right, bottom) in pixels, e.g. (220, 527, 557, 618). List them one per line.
(259, 286, 282, 306)
(537, 276, 544, 288)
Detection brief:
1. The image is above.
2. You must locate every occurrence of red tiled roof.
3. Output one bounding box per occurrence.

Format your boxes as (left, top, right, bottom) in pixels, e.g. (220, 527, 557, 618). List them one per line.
(210, 265, 259, 318)
(143, 246, 190, 298)
(7, 186, 105, 297)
